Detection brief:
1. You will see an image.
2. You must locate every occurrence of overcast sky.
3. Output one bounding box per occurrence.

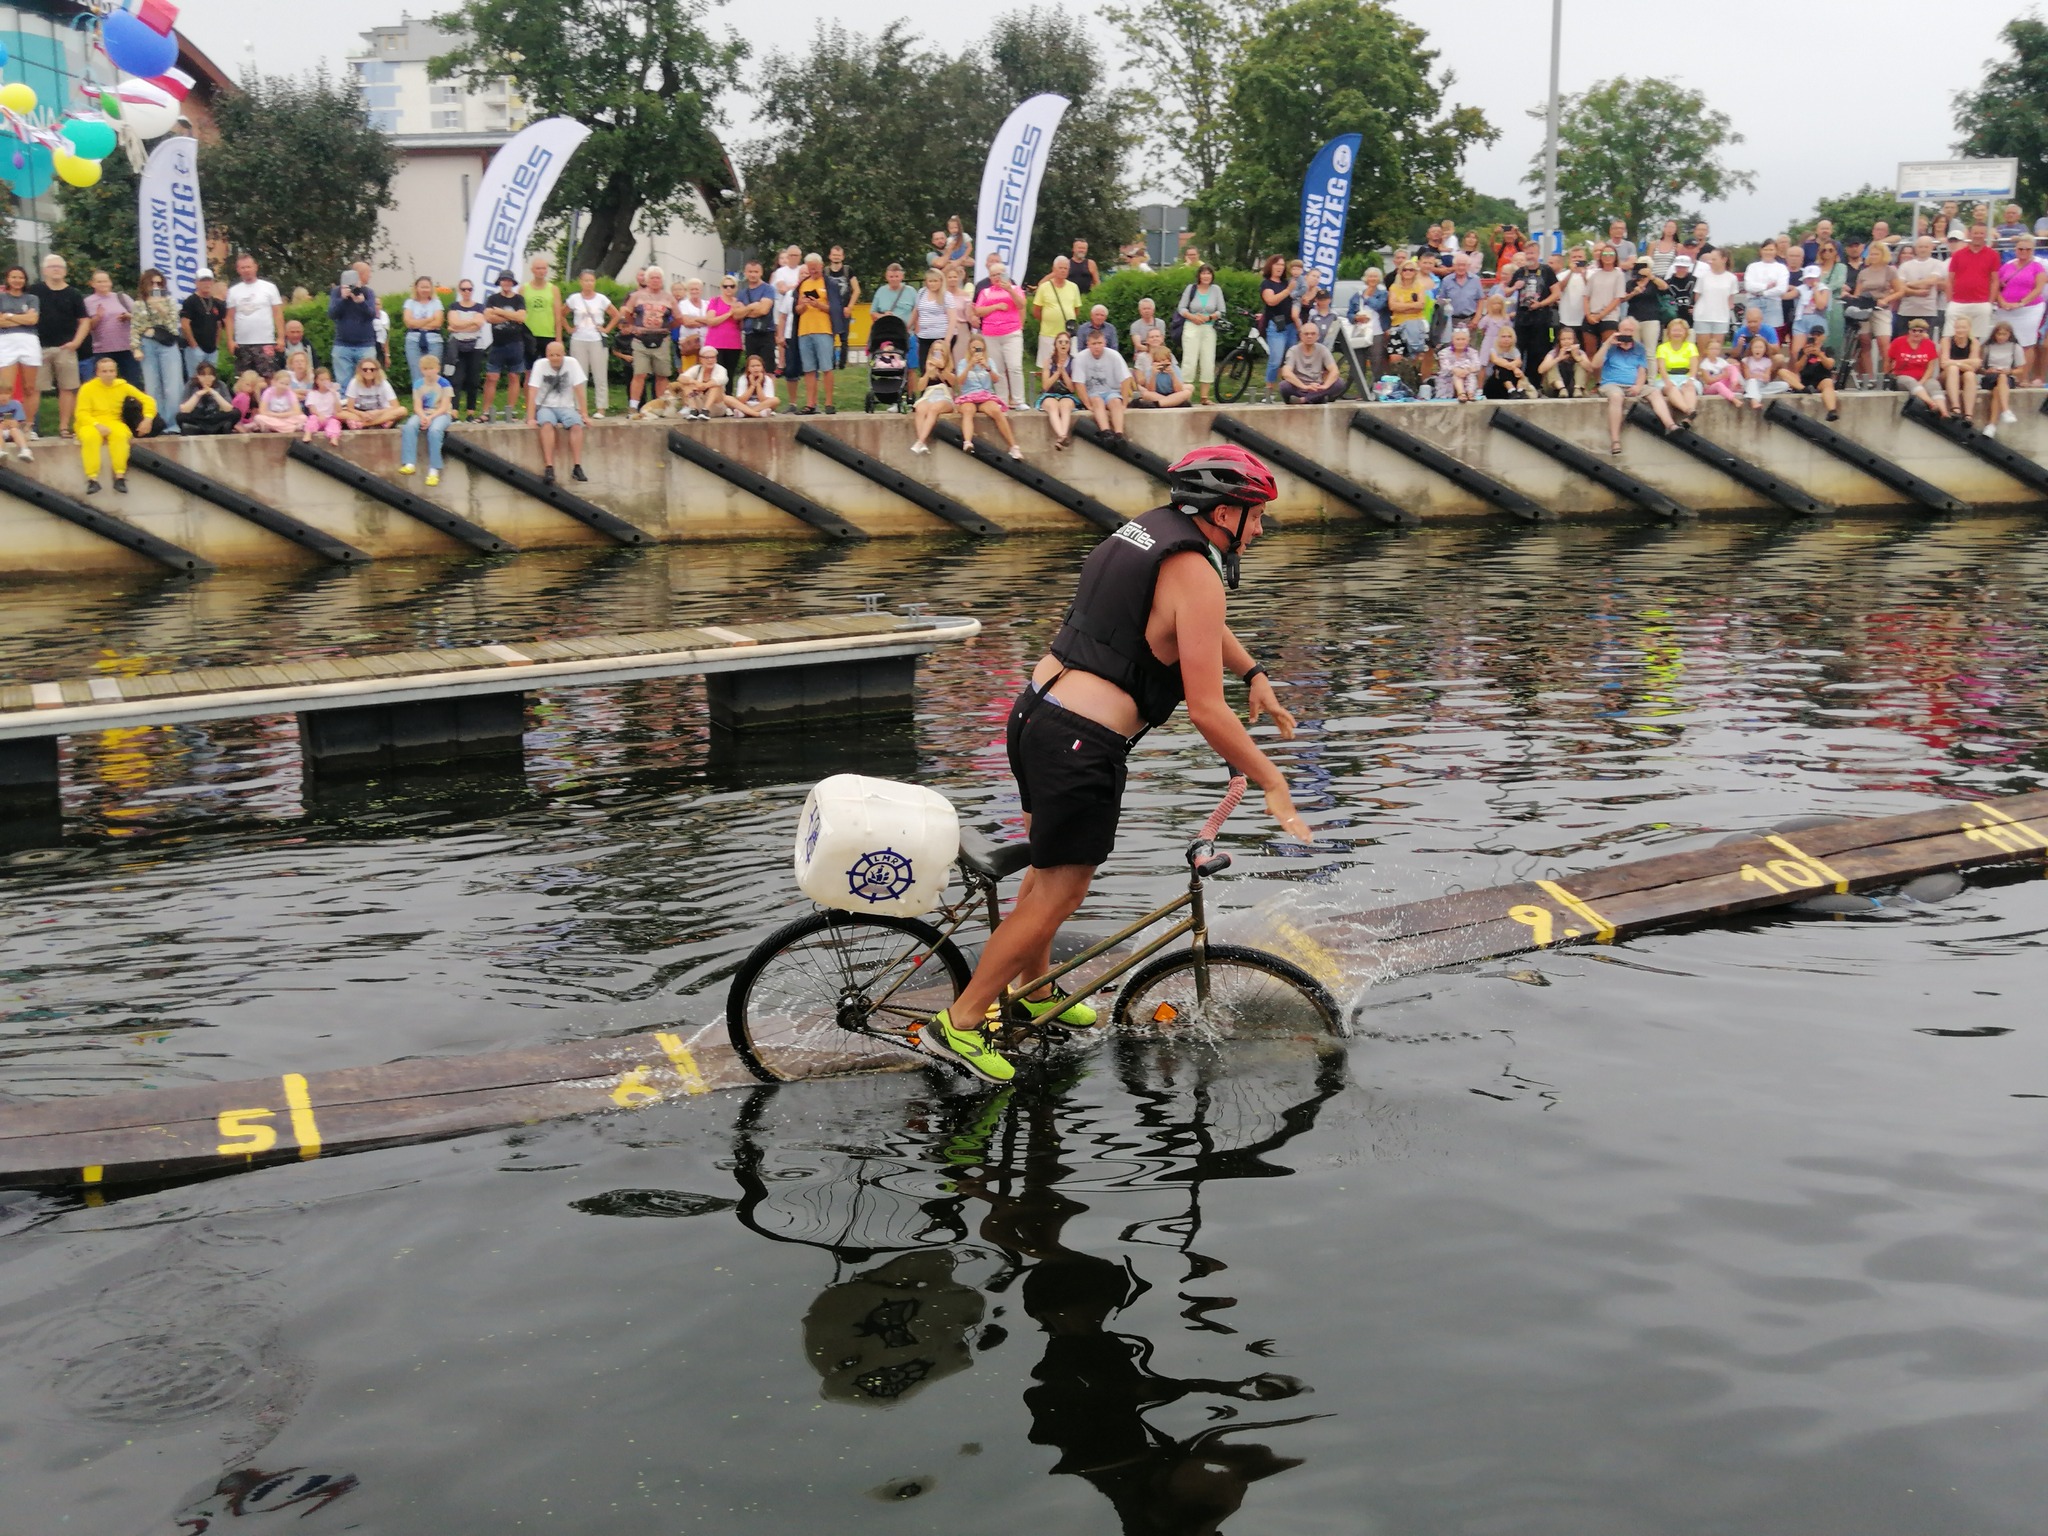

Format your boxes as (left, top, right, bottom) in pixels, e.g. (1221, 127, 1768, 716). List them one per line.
(177, 0, 2029, 239)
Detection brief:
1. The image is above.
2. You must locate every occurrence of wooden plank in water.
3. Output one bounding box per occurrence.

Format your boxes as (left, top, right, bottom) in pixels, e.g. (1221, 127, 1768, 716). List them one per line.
(7, 793, 2045, 1196)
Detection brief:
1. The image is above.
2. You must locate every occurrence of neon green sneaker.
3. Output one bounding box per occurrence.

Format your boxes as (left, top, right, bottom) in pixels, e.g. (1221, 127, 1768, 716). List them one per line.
(1017, 992, 1099, 1028)
(920, 1010, 1015, 1083)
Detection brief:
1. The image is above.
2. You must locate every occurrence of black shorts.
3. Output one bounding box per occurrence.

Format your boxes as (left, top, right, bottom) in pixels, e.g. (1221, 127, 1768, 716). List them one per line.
(1005, 686, 1130, 869)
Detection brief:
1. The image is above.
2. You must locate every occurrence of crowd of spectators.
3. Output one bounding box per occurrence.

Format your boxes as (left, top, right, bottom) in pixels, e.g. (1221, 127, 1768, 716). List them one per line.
(18, 195, 2048, 488)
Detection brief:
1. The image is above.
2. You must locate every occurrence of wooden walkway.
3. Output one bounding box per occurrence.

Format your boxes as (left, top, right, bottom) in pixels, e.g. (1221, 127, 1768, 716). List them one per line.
(5, 791, 2044, 1194)
(0, 611, 978, 740)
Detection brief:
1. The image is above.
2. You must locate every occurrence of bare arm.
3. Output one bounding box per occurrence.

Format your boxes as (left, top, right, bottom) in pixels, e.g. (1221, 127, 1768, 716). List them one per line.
(1163, 555, 1309, 839)
(1220, 626, 1297, 736)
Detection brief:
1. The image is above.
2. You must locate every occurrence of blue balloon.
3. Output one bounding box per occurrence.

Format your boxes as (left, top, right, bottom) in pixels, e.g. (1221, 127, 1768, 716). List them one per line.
(102, 10, 178, 80)
(3, 143, 55, 199)
(0, 43, 11, 69)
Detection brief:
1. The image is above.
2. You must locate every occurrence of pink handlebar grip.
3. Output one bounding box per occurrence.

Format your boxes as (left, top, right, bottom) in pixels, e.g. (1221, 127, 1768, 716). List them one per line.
(1198, 776, 1247, 841)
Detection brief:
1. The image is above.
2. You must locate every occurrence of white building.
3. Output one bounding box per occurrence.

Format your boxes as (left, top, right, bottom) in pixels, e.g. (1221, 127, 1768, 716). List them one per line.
(349, 19, 520, 137)
(350, 20, 725, 293)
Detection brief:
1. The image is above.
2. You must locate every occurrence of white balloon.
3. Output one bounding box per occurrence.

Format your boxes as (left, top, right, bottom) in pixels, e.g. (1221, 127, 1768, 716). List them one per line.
(115, 78, 178, 140)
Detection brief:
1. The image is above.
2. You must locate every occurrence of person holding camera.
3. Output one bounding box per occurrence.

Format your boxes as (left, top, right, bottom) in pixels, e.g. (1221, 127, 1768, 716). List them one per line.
(329, 267, 380, 387)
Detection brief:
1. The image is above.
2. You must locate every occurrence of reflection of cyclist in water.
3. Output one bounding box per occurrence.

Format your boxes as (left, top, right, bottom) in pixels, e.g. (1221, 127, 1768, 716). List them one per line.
(953, 1086, 1316, 1536)
(771, 1041, 1345, 1534)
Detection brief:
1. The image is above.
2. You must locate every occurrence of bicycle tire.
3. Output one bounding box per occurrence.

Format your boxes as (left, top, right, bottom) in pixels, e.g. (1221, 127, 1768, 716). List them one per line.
(1113, 943, 1340, 1037)
(1215, 347, 1254, 404)
(727, 911, 972, 1084)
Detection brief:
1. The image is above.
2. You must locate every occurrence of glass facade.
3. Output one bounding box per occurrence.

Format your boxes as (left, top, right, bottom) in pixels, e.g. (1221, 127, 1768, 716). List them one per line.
(0, 1, 109, 261)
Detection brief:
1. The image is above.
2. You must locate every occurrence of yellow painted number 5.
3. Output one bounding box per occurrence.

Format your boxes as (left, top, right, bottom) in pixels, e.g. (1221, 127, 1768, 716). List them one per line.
(216, 1107, 278, 1157)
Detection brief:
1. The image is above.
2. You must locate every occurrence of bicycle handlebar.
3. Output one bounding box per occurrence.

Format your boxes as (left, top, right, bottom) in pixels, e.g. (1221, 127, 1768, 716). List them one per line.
(1198, 776, 1247, 841)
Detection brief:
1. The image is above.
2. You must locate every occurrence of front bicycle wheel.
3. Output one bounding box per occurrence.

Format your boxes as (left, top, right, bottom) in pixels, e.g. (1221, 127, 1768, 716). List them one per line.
(1113, 943, 1340, 1038)
(1215, 346, 1255, 404)
(727, 912, 972, 1083)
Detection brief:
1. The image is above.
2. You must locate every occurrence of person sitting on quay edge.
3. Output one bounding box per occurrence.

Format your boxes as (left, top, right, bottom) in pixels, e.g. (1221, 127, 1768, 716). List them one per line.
(1589, 317, 1675, 452)
(1279, 320, 1345, 404)
(1978, 319, 2026, 435)
(908, 339, 956, 454)
(1072, 325, 1130, 442)
(74, 351, 155, 494)
(399, 351, 455, 486)
(717, 351, 772, 419)
(1781, 329, 1841, 420)
(1728, 304, 1779, 362)
(1886, 316, 1948, 416)
(338, 357, 407, 430)
(527, 337, 590, 484)
(1538, 328, 1588, 396)
(1131, 338, 1192, 408)
(176, 361, 238, 435)
(1037, 330, 1081, 448)
(952, 335, 1022, 459)
(676, 344, 729, 419)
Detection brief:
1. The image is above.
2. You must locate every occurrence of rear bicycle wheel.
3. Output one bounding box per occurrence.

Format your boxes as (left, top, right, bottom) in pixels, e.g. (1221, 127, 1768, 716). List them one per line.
(1215, 346, 1255, 404)
(727, 911, 972, 1083)
(1113, 943, 1339, 1038)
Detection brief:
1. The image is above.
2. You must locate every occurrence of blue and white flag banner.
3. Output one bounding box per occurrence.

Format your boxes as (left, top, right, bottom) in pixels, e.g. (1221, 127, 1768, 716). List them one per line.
(137, 134, 203, 300)
(975, 93, 1069, 283)
(1298, 133, 1362, 288)
(462, 116, 591, 296)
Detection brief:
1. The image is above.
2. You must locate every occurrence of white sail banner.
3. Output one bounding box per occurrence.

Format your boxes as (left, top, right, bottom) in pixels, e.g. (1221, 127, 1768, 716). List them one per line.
(137, 134, 203, 300)
(461, 116, 592, 295)
(974, 93, 1068, 283)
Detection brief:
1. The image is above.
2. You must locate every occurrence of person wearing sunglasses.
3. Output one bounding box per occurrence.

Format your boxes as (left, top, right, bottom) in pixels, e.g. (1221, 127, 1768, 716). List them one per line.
(565, 269, 618, 417)
(445, 279, 489, 420)
(337, 357, 407, 430)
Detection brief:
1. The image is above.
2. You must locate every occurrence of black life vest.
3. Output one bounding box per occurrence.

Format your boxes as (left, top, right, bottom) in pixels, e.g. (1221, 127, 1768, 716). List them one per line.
(1049, 506, 1222, 727)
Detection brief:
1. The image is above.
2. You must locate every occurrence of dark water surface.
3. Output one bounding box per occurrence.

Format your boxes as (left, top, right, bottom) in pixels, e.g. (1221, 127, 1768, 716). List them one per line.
(5, 519, 2048, 1533)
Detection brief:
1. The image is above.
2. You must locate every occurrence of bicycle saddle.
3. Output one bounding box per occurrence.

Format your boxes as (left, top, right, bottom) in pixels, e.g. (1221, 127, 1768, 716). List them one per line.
(957, 825, 1032, 882)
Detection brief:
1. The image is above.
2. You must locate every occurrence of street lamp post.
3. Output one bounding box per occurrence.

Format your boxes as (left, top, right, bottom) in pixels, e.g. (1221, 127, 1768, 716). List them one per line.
(1542, 0, 1561, 250)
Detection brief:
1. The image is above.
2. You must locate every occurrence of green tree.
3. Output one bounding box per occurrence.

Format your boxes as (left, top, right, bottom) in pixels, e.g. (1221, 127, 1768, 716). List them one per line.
(52, 152, 137, 285)
(732, 10, 1136, 284)
(204, 70, 398, 292)
(1804, 184, 1906, 242)
(432, 0, 745, 277)
(1526, 77, 1752, 238)
(1102, 0, 1249, 201)
(1954, 17, 2048, 210)
(1193, 0, 1494, 268)
(1405, 190, 1525, 245)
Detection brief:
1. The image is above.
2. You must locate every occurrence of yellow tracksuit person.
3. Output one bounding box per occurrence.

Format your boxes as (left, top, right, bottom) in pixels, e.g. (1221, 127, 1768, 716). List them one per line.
(75, 359, 156, 491)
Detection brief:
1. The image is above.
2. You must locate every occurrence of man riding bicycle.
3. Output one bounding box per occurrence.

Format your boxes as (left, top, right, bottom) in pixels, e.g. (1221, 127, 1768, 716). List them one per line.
(922, 444, 1314, 1082)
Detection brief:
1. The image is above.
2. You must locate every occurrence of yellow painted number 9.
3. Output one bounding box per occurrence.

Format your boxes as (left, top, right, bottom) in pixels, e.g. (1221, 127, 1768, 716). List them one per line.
(1508, 904, 1554, 948)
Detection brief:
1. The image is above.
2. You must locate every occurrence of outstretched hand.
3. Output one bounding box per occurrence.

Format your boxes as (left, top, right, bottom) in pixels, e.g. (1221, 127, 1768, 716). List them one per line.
(1263, 783, 1313, 844)
(1247, 675, 1296, 738)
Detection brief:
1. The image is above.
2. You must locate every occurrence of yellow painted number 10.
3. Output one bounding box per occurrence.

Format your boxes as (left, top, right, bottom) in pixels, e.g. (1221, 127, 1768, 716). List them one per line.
(1740, 860, 1825, 895)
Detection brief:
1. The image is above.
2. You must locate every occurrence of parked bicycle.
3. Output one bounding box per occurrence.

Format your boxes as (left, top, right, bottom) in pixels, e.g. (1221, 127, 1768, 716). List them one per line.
(725, 775, 1341, 1083)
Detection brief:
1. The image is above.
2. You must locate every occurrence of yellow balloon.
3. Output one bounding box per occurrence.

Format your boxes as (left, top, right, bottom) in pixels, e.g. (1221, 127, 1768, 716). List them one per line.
(54, 151, 100, 188)
(0, 82, 36, 114)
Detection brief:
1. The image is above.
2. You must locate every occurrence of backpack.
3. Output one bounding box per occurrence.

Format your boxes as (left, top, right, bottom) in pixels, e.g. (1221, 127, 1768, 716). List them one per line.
(1166, 284, 1192, 347)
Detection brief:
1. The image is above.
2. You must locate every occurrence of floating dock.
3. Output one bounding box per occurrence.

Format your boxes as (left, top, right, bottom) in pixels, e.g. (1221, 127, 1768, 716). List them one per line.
(7, 791, 2043, 1194)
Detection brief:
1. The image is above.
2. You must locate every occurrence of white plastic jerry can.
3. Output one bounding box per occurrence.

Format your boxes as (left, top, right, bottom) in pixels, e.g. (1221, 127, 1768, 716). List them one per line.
(794, 775, 960, 918)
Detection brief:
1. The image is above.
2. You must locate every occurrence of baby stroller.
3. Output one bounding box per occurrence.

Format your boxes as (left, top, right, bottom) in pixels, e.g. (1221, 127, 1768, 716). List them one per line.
(864, 315, 911, 412)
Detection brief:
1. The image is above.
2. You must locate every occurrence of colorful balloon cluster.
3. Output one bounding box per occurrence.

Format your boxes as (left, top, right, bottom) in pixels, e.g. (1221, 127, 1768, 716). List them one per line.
(0, 0, 185, 196)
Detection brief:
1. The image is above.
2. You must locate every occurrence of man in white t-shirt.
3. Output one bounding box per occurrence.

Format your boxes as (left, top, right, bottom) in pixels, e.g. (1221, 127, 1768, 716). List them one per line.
(525, 339, 589, 486)
(1895, 235, 1947, 337)
(677, 345, 730, 418)
(225, 252, 284, 377)
(769, 245, 805, 377)
(1073, 328, 1131, 439)
(564, 269, 617, 416)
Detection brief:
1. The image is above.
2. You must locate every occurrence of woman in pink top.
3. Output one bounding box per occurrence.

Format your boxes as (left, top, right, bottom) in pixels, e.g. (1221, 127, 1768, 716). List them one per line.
(941, 265, 974, 360)
(84, 270, 137, 386)
(973, 255, 1028, 409)
(704, 275, 743, 355)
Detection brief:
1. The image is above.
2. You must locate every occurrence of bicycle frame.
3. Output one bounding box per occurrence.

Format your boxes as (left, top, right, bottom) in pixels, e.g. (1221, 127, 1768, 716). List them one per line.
(851, 780, 1247, 1040)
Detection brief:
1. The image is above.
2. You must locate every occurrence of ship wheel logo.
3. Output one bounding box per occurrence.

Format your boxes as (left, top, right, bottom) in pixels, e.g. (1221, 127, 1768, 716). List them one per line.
(848, 848, 914, 903)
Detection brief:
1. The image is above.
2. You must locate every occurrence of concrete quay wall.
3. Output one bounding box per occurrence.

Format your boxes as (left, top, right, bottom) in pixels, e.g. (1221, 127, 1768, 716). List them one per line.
(3, 392, 2045, 577)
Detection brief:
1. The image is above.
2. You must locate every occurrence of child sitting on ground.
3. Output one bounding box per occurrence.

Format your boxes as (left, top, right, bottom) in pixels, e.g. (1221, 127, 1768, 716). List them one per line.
(1695, 335, 1738, 403)
(0, 397, 31, 460)
(246, 373, 304, 434)
(229, 371, 264, 431)
(301, 368, 344, 444)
